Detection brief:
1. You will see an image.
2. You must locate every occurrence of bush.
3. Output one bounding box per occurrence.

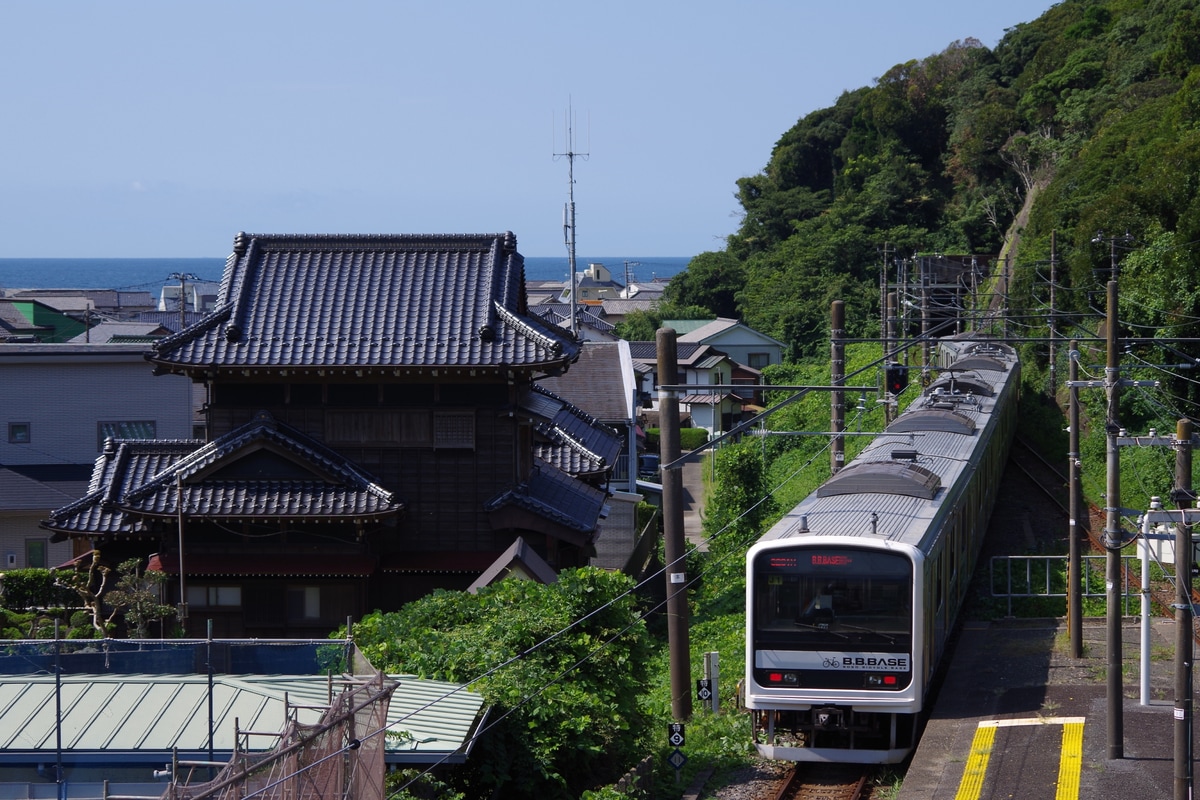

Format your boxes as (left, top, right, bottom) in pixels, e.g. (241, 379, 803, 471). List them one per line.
(346, 568, 655, 799)
(679, 427, 709, 451)
(1, 569, 75, 610)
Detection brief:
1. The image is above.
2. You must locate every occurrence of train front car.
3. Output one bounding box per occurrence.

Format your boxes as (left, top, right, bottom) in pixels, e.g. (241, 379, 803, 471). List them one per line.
(744, 335, 1019, 764)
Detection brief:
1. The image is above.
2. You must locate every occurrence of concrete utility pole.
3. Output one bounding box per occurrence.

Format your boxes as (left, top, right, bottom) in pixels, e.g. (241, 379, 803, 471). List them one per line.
(1173, 418, 1194, 800)
(169, 272, 198, 332)
(831, 301, 845, 474)
(1049, 231, 1058, 392)
(1068, 342, 1083, 658)
(886, 292, 898, 426)
(657, 327, 692, 720)
(1104, 278, 1123, 760)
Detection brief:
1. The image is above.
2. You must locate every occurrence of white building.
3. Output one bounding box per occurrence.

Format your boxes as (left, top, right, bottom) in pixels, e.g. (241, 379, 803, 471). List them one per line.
(0, 344, 194, 570)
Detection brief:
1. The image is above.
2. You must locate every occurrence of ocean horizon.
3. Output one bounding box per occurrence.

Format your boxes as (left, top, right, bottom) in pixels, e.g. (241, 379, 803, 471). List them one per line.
(0, 256, 690, 296)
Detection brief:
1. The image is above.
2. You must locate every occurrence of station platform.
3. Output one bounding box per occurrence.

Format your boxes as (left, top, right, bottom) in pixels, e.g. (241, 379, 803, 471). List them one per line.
(898, 616, 1200, 800)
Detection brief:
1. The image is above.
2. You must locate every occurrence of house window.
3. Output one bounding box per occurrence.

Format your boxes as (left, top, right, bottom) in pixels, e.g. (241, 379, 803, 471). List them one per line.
(187, 585, 242, 608)
(288, 586, 321, 621)
(433, 411, 475, 449)
(748, 352, 770, 369)
(26, 540, 47, 569)
(98, 420, 157, 450)
(8, 423, 30, 444)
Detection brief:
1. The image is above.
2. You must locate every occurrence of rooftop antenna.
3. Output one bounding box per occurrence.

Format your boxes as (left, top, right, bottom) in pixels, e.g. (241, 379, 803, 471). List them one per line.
(554, 101, 588, 337)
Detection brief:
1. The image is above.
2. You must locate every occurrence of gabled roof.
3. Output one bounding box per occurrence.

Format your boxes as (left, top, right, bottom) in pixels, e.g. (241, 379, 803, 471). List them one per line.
(537, 341, 634, 423)
(67, 321, 171, 344)
(521, 383, 623, 476)
(530, 303, 616, 334)
(42, 412, 403, 538)
(148, 232, 580, 375)
(467, 536, 558, 593)
(674, 316, 786, 348)
(485, 459, 607, 544)
(627, 341, 711, 364)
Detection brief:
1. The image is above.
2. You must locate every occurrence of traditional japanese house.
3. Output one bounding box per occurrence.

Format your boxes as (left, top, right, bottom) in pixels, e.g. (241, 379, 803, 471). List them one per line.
(42, 232, 620, 635)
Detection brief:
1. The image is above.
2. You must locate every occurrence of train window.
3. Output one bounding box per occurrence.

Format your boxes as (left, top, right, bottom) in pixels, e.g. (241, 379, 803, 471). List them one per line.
(752, 548, 913, 642)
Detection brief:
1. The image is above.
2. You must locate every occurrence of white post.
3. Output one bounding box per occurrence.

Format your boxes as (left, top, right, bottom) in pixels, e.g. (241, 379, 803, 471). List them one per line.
(1139, 503, 1159, 706)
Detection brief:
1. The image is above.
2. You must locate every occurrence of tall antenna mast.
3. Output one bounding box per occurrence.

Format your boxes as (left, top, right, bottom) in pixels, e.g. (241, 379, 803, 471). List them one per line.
(554, 102, 588, 337)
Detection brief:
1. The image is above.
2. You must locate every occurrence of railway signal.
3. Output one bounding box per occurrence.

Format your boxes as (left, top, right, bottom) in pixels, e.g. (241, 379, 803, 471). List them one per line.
(885, 363, 908, 394)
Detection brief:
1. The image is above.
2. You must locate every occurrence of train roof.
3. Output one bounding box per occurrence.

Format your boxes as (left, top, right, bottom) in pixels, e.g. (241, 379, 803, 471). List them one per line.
(756, 338, 1019, 553)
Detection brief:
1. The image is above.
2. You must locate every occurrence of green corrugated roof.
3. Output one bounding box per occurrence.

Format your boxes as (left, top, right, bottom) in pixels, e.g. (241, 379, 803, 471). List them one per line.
(0, 673, 485, 766)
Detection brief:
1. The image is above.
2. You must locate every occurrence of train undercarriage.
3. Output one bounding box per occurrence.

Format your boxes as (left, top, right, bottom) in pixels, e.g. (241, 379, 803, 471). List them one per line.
(751, 706, 917, 764)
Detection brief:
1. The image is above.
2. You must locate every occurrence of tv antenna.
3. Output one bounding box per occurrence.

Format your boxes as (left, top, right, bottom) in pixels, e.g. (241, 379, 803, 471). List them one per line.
(553, 101, 588, 337)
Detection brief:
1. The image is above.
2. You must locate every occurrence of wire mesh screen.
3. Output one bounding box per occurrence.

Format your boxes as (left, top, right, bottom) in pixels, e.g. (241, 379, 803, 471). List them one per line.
(163, 647, 395, 800)
(0, 637, 354, 676)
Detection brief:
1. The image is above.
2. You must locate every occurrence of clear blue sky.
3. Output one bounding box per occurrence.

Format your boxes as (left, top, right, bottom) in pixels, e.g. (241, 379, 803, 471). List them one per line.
(0, 1, 1058, 259)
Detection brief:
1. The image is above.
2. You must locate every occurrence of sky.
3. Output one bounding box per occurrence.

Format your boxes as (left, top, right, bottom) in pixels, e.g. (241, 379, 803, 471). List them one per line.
(0, 1, 1059, 259)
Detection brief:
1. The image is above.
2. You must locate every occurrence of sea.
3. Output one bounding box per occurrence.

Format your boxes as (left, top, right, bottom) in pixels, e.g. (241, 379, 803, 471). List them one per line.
(0, 256, 691, 297)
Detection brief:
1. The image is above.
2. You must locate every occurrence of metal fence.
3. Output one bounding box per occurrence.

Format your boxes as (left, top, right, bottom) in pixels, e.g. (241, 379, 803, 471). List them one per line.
(989, 554, 1138, 617)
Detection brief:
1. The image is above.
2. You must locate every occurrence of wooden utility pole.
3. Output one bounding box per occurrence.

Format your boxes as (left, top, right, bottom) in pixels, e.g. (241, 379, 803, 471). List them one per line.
(657, 327, 692, 720)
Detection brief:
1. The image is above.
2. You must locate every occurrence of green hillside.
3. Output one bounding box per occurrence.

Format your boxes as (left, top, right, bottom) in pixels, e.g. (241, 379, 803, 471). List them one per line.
(668, 0, 1200, 376)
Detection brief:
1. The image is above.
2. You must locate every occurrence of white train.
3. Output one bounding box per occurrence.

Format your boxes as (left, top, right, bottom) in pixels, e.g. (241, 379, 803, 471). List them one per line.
(744, 335, 1020, 763)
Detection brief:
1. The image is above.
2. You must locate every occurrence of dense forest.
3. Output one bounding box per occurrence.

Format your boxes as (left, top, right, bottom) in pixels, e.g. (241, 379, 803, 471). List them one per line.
(665, 0, 1200, 394)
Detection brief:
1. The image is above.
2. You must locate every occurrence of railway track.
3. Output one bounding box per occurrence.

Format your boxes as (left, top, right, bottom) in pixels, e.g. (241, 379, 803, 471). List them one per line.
(769, 764, 868, 800)
(1008, 435, 1070, 517)
(1010, 435, 1200, 641)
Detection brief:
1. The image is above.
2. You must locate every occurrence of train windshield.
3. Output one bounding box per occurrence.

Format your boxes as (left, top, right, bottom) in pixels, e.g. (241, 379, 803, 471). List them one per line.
(752, 547, 912, 645)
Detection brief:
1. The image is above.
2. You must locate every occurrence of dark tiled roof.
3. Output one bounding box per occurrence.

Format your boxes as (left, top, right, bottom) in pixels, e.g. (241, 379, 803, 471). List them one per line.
(485, 459, 607, 536)
(134, 310, 208, 333)
(627, 341, 707, 362)
(467, 537, 558, 593)
(148, 232, 580, 374)
(530, 304, 615, 334)
(42, 413, 403, 536)
(521, 384, 622, 476)
(538, 341, 632, 422)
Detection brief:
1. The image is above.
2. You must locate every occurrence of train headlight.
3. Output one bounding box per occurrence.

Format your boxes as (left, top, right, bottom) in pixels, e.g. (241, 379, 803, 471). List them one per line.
(767, 671, 799, 685)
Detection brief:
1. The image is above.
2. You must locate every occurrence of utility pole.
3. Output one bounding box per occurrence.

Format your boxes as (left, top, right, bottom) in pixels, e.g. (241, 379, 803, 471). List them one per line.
(1068, 341, 1083, 658)
(831, 301, 845, 474)
(886, 292, 898, 426)
(1049, 231, 1058, 392)
(657, 327, 692, 720)
(169, 272, 198, 332)
(1104, 277, 1124, 760)
(1173, 418, 1194, 800)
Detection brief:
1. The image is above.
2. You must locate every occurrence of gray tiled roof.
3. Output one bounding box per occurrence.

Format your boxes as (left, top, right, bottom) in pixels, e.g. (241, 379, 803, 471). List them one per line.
(627, 341, 708, 362)
(530, 304, 615, 334)
(521, 384, 622, 476)
(485, 459, 607, 537)
(43, 412, 402, 536)
(149, 232, 580, 374)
